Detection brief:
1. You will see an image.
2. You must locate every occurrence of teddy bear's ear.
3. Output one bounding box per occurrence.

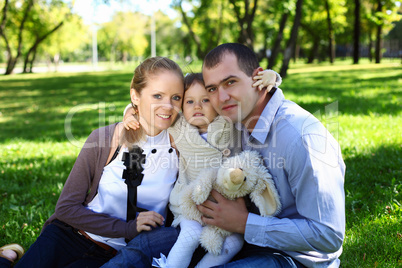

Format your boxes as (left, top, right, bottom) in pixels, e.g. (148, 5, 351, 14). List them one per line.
(250, 178, 281, 217)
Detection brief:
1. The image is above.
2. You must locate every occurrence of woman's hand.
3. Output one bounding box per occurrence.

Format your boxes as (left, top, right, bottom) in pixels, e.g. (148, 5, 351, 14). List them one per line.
(136, 211, 165, 233)
(123, 106, 140, 130)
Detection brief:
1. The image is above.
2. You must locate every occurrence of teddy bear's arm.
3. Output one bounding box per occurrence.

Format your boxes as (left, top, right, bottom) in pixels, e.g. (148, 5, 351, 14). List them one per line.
(191, 168, 218, 205)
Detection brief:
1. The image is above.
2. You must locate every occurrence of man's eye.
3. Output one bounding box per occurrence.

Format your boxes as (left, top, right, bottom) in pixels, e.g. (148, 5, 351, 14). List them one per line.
(227, 80, 235, 85)
(153, 94, 162, 99)
(172, 95, 182, 101)
(207, 87, 216, 93)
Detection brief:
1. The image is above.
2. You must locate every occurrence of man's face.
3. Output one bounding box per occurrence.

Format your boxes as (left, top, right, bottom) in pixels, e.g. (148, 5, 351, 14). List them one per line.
(203, 53, 260, 125)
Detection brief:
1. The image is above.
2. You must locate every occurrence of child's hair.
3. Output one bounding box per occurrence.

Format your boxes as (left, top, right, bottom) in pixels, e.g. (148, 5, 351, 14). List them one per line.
(121, 57, 184, 148)
(184, 73, 204, 92)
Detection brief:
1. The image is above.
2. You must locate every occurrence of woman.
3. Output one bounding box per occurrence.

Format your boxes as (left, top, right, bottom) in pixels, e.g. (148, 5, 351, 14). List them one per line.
(0, 56, 184, 267)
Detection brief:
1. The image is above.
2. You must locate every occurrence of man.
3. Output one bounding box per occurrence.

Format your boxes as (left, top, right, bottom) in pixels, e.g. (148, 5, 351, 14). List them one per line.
(198, 43, 346, 267)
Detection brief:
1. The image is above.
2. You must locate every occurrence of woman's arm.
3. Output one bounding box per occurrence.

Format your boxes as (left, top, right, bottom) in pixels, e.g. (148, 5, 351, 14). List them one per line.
(54, 124, 139, 240)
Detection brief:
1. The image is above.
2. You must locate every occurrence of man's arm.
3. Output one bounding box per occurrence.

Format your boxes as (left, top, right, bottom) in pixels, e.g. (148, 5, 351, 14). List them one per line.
(198, 134, 345, 253)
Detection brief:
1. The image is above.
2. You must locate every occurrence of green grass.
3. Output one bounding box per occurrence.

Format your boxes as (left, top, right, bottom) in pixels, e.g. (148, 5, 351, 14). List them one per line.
(0, 61, 401, 267)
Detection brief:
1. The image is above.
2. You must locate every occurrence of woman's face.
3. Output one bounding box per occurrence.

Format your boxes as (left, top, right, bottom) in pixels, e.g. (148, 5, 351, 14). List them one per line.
(132, 70, 184, 136)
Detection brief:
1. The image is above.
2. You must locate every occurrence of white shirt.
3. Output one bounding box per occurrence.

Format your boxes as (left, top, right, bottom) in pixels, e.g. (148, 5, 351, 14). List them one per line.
(85, 130, 178, 250)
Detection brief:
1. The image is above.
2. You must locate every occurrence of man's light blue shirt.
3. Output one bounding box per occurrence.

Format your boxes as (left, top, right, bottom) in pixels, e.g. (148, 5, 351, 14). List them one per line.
(240, 88, 346, 268)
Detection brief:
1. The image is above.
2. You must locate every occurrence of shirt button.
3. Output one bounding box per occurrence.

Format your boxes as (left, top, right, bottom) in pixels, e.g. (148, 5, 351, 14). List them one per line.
(222, 148, 231, 156)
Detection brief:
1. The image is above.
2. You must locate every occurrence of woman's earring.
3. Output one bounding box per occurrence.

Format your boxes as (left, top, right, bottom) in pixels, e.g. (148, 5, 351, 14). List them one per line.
(131, 103, 137, 115)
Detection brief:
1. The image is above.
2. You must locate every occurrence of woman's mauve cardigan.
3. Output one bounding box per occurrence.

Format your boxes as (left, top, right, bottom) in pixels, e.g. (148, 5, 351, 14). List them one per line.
(43, 123, 139, 241)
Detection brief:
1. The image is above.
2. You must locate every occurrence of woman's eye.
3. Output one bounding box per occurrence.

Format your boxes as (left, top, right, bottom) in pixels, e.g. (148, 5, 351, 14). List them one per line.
(172, 95, 182, 101)
(153, 94, 162, 99)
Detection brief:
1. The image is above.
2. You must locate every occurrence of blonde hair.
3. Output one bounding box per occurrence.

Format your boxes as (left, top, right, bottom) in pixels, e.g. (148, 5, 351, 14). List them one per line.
(121, 57, 184, 148)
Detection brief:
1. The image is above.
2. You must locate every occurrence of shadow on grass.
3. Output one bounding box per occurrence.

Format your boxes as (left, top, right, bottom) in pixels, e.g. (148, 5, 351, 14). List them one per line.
(340, 144, 402, 267)
(0, 71, 133, 142)
(283, 67, 401, 116)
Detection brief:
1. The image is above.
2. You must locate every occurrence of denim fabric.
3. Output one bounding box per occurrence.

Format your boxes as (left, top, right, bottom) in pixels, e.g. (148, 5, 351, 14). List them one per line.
(213, 243, 305, 268)
(11, 220, 115, 268)
(101, 226, 179, 268)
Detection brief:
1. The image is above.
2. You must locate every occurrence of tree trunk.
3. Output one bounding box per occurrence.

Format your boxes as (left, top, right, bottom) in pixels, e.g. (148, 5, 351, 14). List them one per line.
(307, 38, 320, 63)
(267, 11, 289, 70)
(353, 0, 360, 64)
(325, 0, 335, 63)
(280, 0, 303, 78)
(28, 49, 38, 73)
(229, 0, 258, 50)
(375, 0, 383, 63)
(368, 29, 373, 62)
(178, 0, 204, 59)
(1, 0, 34, 74)
(22, 21, 64, 73)
(0, 0, 12, 74)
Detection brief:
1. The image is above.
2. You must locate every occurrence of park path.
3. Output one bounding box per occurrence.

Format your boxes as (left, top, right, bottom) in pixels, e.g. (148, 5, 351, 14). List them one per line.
(0, 64, 108, 74)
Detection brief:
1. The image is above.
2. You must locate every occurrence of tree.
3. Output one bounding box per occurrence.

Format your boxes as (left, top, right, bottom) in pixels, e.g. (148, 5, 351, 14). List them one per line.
(365, 0, 401, 63)
(280, 0, 303, 78)
(353, 0, 360, 63)
(374, 0, 383, 63)
(97, 11, 148, 62)
(22, 0, 71, 73)
(228, 0, 259, 50)
(0, 0, 34, 75)
(173, 0, 232, 59)
(267, 10, 289, 69)
(324, 0, 335, 63)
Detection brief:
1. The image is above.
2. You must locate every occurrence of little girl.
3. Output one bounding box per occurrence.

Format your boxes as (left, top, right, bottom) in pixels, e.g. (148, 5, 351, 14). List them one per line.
(123, 70, 282, 268)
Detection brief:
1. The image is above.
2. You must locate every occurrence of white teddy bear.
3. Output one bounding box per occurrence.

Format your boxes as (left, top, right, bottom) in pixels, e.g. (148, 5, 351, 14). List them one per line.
(180, 150, 282, 256)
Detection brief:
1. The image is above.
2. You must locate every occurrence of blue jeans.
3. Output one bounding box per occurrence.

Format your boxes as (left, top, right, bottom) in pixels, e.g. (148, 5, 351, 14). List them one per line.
(101, 226, 179, 268)
(1, 220, 115, 268)
(212, 243, 305, 268)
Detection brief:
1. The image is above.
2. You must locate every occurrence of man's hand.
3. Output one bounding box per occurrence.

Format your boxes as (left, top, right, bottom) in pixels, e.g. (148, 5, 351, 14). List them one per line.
(197, 190, 249, 234)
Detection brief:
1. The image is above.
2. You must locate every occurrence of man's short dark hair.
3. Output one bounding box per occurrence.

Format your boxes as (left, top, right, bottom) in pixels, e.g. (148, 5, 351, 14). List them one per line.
(203, 43, 259, 77)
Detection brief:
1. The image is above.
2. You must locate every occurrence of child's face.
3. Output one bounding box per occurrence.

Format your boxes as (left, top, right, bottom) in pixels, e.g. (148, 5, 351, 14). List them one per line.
(183, 82, 218, 133)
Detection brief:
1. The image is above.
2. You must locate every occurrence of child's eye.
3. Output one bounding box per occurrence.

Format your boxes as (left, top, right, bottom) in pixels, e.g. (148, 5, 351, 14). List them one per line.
(186, 100, 194, 104)
(172, 95, 182, 101)
(153, 94, 162, 99)
(202, 99, 210, 103)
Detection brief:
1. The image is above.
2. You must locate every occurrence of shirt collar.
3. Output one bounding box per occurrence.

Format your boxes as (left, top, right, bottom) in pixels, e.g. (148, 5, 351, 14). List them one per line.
(248, 88, 285, 144)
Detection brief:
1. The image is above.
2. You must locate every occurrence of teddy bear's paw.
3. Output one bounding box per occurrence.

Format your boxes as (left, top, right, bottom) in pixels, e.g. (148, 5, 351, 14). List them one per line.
(192, 186, 210, 205)
(200, 226, 224, 256)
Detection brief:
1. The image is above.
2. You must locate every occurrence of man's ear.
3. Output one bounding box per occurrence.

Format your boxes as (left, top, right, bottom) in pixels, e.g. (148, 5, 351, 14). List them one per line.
(252, 67, 264, 77)
(130, 88, 139, 105)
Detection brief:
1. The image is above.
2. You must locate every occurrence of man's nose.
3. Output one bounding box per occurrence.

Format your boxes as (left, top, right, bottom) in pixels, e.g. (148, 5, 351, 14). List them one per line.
(218, 88, 230, 102)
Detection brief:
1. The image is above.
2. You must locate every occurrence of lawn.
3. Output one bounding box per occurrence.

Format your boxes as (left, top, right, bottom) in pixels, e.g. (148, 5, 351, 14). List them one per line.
(0, 61, 401, 267)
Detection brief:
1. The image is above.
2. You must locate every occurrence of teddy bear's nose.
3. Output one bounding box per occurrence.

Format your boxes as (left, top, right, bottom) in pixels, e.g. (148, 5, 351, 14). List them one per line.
(230, 168, 245, 185)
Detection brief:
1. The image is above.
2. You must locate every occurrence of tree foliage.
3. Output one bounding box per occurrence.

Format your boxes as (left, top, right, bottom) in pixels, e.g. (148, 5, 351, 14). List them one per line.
(0, 0, 75, 74)
(1, 0, 400, 75)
